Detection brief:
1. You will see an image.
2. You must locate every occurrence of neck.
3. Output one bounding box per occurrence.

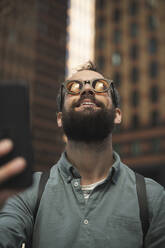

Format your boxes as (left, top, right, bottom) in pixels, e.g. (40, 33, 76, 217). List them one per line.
(65, 135, 114, 185)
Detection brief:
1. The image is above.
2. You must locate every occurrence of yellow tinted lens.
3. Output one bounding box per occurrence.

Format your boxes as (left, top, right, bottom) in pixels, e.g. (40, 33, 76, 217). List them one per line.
(93, 79, 109, 92)
(67, 81, 81, 93)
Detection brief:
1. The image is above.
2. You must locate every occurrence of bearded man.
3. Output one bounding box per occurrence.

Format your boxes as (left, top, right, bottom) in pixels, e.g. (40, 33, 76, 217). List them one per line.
(0, 61, 165, 248)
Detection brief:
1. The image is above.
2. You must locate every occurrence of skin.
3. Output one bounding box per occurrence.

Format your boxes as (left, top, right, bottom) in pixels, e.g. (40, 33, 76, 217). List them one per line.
(0, 139, 26, 207)
(57, 70, 122, 185)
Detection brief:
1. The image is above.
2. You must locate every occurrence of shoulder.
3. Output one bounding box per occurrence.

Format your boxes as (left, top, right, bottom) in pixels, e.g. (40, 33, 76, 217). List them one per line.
(11, 165, 58, 209)
(143, 179, 165, 245)
(11, 172, 44, 211)
(145, 177, 164, 195)
(122, 162, 165, 213)
(119, 159, 164, 195)
(144, 177, 165, 214)
(119, 160, 165, 202)
(122, 161, 164, 199)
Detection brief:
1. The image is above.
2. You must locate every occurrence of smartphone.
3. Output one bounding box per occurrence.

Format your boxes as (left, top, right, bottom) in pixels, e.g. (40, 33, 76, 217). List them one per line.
(0, 81, 33, 189)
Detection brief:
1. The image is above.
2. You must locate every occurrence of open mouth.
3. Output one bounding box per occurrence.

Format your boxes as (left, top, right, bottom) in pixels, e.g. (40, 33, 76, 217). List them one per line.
(80, 102, 96, 107)
(74, 99, 100, 110)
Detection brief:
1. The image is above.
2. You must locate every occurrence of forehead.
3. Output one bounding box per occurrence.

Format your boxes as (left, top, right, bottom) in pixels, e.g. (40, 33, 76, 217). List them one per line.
(67, 70, 104, 81)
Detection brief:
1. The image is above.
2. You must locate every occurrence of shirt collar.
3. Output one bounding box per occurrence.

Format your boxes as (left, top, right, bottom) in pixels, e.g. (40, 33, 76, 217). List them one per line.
(57, 150, 121, 184)
(109, 151, 121, 184)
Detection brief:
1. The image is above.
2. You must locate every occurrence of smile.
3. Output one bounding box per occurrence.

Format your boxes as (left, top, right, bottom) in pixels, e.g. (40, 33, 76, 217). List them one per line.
(80, 102, 96, 107)
(74, 100, 100, 111)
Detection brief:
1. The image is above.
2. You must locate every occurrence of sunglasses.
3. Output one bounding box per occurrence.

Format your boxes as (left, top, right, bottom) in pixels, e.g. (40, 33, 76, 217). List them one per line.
(59, 78, 118, 111)
(62, 78, 113, 94)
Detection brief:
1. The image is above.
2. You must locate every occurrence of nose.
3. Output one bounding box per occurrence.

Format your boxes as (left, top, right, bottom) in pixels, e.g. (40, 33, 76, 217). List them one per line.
(80, 82, 95, 97)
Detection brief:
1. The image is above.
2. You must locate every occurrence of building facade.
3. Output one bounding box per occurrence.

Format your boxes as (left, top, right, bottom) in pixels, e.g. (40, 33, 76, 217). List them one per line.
(0, 0, 67, 171)
(95, 0, 165, 185)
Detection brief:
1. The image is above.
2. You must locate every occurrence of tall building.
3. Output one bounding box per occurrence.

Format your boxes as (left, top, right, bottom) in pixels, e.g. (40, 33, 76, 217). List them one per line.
(95, 0, 165, 185)
(0, 0, 67, 171)
(66, 0, 95, 77)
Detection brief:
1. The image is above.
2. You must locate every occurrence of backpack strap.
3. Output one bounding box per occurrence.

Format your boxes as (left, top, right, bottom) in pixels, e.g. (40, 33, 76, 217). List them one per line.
(33, 170, 50, 220)
(135, 173, 150, 246)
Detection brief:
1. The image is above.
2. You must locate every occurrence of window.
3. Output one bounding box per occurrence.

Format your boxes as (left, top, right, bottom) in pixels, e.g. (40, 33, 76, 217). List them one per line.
(130, 67, 139, 83)
(113, 144, 121, 154)
(131, 90, 139, 107)
(148, 38, 157, 54)
(131, 141, 141, 156)
(131, 114, 140, 129)
(97, 36, 105, 49)
(8, 30, 17, 43)
(151, 111, 159, 127)
(130, 44, 139, 60)
(38, 22, 48, 35)
(98, 56, 105, 70)
(145, 0, 157, 9)
(113, 29, 122, 44)
(112, 52, 122, 66)
(36, 1, 49, 13)
(97, 0, 105, 9)
(113, 8, 122, 22)
(129, 1, 139, 16)
(97, 16, 106, 28)
(151, 138, 161, 153)
(147, 16, 158, 31)
(130, 23, 139, 37)
(149, 61, 158, 78)
(150, 85, 159, 103)
(113, 71, 121, 87)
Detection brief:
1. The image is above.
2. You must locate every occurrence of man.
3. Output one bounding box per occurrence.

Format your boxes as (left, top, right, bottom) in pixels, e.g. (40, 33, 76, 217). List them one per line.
(0, 61, 165, 247)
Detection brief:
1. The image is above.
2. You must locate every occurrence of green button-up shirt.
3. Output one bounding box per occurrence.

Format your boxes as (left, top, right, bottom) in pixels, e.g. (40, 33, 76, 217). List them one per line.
(0, 152, 165, 248)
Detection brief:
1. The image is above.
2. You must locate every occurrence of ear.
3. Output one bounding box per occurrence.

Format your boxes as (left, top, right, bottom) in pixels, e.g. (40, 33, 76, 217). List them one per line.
(114, 108, 122, 124)
(57, 112, 63, 127)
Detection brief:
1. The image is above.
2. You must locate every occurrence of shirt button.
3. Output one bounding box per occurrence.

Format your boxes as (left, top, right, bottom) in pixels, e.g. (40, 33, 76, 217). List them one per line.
(84, 219, 88, 225)
(74, 182, 79, 187)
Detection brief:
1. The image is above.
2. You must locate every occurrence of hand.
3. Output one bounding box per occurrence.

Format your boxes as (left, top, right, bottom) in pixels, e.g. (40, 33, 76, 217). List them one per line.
(0, 139, 26, 207)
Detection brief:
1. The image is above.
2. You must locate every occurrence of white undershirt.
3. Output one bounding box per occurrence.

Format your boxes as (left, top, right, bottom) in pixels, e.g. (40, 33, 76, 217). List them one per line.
(81, 178, 106, 201)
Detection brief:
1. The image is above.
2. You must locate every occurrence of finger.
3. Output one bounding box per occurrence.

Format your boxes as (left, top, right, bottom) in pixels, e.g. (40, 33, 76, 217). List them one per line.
(0, 157, 26, 183)
(0, 139, 13, 157)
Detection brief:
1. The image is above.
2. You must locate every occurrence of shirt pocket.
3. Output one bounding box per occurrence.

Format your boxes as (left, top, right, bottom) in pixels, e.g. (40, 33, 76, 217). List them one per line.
(107, 215, 142, 247)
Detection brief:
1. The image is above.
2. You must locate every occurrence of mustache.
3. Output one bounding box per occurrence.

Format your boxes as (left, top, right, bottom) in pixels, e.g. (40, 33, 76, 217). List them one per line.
(71, 94, 105, 109)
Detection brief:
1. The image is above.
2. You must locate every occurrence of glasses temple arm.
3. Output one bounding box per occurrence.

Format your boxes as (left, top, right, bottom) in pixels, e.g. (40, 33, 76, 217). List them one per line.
(110, 82, 118, 108)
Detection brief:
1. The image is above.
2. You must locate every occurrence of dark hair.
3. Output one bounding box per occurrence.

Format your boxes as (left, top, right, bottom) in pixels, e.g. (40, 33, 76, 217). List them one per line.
(56, 60, 120, 112)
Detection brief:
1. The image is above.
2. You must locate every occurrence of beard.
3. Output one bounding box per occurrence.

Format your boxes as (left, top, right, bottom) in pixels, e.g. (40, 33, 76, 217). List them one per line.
(61, 97, 116, 143)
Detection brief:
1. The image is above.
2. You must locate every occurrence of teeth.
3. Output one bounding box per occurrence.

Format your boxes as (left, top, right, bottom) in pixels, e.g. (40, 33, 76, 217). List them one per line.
(81, 102, 95, 106)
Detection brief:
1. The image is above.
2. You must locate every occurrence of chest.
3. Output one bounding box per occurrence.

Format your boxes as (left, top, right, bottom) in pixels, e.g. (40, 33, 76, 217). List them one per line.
(32, 181, 143, 248)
